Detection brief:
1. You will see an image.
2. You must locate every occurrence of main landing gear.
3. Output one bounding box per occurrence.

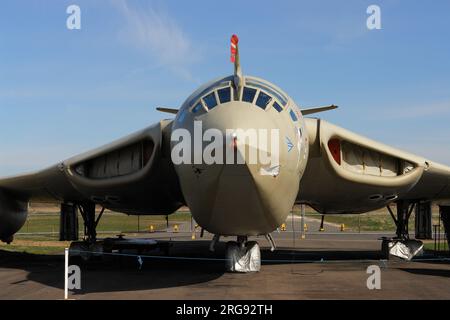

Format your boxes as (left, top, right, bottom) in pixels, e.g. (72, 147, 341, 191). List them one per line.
(384, 200, 424, 260)
(59, 201, 103, 243)
(387, 200, 415, 240)
(62, 202, 168, 262)
(65, 202, 105, 261)
(77, 202, 104, 243)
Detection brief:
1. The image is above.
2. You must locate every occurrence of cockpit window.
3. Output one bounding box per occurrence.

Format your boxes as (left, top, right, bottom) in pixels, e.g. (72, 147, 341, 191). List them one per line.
(192, 102, 204, 114)
(203, 92, 218, 110)
(272, 101, 283, 113)
(218, 87, 231, 104)
(246, 80, 288, 106)
(255, 91, 272, 110)
(289, 109, 298, 122)
(242, 87, 257, 103)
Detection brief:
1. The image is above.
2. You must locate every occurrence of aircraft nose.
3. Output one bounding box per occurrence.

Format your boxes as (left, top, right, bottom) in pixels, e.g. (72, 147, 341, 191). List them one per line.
(172, 103, 301, 236)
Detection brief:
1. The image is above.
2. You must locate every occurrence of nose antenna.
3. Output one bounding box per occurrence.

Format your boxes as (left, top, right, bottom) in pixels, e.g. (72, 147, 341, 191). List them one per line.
(231, 34, 243, 99)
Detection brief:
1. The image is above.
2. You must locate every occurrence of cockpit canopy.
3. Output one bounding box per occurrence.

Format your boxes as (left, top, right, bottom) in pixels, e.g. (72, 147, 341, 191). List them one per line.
(181, 76, 296, 118)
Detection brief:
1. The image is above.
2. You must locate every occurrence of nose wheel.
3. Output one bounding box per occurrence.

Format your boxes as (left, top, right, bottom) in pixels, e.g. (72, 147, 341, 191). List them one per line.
(225, 236, 261, 272)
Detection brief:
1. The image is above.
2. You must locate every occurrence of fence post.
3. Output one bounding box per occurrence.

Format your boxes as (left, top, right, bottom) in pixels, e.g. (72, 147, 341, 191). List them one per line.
(64, 247, 69, 300)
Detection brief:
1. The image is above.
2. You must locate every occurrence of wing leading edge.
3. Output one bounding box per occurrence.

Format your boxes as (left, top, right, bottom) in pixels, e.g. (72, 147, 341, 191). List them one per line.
(0, 120, 184, 215)
(298, 118, 450, 214)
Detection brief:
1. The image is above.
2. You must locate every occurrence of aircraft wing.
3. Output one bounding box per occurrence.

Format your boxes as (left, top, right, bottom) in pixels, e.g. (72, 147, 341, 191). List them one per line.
(298, 118, 450, 214)
(0, 120, 184, 215)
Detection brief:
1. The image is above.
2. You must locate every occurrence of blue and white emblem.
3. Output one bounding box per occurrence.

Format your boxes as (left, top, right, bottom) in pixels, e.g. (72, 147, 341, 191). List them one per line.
(285, 136, 294, 152)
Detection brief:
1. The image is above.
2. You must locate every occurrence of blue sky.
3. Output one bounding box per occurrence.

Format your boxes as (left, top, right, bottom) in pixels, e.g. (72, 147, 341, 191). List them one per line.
(1, 0, 450, 176)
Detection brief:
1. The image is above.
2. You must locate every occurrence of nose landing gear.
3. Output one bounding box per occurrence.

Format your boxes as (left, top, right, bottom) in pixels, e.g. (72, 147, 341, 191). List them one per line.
(225, 236, 261, 272)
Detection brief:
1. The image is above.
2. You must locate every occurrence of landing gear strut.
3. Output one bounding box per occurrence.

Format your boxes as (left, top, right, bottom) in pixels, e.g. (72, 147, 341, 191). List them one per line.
(384, 200, 423, 260)
(319, 215, 325, 232)
(225, 236, 261, 272)
(77, 202, 104, 243)
(387, 200, 415, 240)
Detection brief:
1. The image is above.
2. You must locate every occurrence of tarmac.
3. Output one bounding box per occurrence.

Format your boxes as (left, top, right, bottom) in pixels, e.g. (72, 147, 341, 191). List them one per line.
(0, 217, 449, 300)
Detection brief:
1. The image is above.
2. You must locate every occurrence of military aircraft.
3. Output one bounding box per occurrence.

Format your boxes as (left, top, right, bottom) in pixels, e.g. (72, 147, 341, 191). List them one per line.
(1, 35, 450, 272)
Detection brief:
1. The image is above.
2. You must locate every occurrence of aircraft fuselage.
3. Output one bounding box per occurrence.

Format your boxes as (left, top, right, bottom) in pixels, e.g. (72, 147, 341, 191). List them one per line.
(171, 75, 309, 236)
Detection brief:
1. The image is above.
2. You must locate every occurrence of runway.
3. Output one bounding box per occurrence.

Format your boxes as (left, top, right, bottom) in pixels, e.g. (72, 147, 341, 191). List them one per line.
(1, 227, 449, 300)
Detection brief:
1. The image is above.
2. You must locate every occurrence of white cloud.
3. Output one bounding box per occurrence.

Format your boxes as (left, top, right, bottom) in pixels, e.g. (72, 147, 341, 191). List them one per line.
(113, 0, 199, 80)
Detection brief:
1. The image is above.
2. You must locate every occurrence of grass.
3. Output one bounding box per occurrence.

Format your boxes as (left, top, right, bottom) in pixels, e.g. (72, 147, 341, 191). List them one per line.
(0, 244, 67, 255)
(423, 242, 449, 252)
(293, 207, 443, 232)
(19, 210, 192, 235)
(310, 212, 399, 232)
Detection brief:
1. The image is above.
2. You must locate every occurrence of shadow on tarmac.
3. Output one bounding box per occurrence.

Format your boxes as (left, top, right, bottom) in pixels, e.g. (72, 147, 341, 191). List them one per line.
(399, 266, 450, 278)
(1, 240, 449, 294)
